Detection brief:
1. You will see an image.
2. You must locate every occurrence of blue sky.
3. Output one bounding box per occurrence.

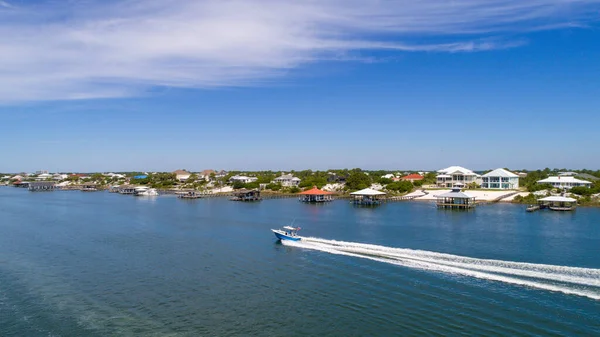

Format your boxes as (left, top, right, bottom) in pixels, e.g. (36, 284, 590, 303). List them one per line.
(1, 0, 600, 172)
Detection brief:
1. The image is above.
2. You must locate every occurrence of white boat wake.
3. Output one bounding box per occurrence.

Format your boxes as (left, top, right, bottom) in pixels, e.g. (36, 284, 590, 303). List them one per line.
(282, 237, 600, 300)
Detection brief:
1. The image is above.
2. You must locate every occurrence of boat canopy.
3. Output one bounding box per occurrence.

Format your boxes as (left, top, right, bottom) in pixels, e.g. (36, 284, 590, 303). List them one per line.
(539, 196, 577, 202)
(350, 188, 386, 196)
(299, 186, 333, 195)
(283, 226, 300, 231)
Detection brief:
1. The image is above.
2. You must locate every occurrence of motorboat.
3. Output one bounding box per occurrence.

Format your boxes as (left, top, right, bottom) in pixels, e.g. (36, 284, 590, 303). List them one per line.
(271, 226, 302, 241)
(134, 186, 159, 196)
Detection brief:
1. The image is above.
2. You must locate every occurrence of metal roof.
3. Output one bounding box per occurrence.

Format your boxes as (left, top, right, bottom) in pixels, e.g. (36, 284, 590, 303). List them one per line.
(539, 196, 577, 202)
(482, 168, 519, 178)
(350, 188, 386, 196)
(537, 177, 592, 184)
(437, 189, 475, 199)
(437, 166, 477, 176)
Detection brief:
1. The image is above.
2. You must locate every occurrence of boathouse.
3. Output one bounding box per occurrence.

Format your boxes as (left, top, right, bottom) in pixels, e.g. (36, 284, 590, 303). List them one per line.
(538, 195, 577, 211)
(118, 185, 136, 194)
(231, 189, 261, 201)
(13, 181, 30, 188)
(299, 186, 333, 203)
(81, 183, 99, 191)
(436, 188, 476, 209)
(350, 188, 386, 206)
(28, 181, 57, 192)
(178, 191, 203, 199)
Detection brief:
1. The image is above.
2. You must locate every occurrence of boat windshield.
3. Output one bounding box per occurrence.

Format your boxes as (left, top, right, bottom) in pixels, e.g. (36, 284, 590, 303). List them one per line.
(283, 226, 300, 231)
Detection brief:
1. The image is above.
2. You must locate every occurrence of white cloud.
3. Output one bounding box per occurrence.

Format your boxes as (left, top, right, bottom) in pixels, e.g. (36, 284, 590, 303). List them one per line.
(0, 0, 599, 102)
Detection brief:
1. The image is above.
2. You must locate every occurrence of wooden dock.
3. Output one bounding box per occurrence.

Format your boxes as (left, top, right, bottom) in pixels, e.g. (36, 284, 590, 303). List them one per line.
(28, 182, 57, 192)
(178, 191, 204, 199)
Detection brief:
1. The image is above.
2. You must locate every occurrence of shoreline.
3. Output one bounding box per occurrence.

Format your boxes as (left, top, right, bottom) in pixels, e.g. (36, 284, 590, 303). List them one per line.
(3, 185, 599, 207)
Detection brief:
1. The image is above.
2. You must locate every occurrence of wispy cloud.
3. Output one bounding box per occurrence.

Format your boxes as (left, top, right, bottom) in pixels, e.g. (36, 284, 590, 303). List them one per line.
(0, 0, 599, 102)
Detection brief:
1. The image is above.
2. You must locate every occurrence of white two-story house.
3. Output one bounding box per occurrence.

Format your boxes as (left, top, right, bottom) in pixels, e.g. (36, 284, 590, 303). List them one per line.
(436, 166, 481, 188)
(273, 174, 301, 187)
(481, 168, 519, 189)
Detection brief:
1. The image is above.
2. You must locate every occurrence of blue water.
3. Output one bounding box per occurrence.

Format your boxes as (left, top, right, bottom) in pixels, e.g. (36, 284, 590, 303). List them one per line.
(0, 187, 599, 336)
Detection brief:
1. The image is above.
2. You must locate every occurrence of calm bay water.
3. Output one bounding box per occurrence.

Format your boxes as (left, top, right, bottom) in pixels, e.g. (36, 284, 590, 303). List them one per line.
(0, 187, 599, 336)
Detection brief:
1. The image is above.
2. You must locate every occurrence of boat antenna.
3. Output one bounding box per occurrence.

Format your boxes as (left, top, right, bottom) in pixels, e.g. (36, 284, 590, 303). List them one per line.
(290, 218, 297, 227)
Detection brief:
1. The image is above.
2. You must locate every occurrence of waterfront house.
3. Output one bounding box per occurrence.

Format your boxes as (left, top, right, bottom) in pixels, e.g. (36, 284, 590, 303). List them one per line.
(35, 173, 53, 181)
(299, 186, 334, 203)
(436, 188, 476, 209)
(436, 166, 481, 188)
(381, 173, 395, 179)
(53, 173, 68, 181)
(481, 168, 519, 190)
(273, 173, 301, 187)
(215, 170, 228, 179)
(200, 169, 215, 181)
(536, 176, 592, 189)
(229, 175, 258, 184)
(173, 170, 191, 182)
(350, 188, 386, 206)
(401, 173, 424, 182)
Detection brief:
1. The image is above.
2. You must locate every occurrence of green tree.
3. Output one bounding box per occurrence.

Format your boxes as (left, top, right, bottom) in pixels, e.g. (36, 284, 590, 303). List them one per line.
(187, 173, 198, 183)
(345, 169, 371, 191)
(256, 172, 276, 184)
(386, 181, 413, 193)
(513, 193, 537, 204)
(232, 181, 245, 189)
(266, 183, 282, 191)
(90, 173, 105, 181)
(570, 186, 593, 196)
(289, 186, 300, 193)
(421, 172, 437, 185)
(244, 181, 260, 189)
(466, 182, 480, 189)
(378, 177, 393, 185)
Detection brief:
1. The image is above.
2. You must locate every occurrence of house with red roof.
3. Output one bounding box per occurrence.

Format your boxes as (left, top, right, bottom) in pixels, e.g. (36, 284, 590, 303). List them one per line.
(401, 174, 424, 182)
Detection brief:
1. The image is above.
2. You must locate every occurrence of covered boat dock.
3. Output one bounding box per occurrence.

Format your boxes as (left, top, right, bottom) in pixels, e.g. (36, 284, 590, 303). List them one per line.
(230, 189, 261, 202)
(350, 188, 386, 206)
(436, 188, 476, 210)
(537, 195, 577, 211)
(299, 186, 334, 203)
(81, 183, 99, 191)
(28, 181, 57, 192)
